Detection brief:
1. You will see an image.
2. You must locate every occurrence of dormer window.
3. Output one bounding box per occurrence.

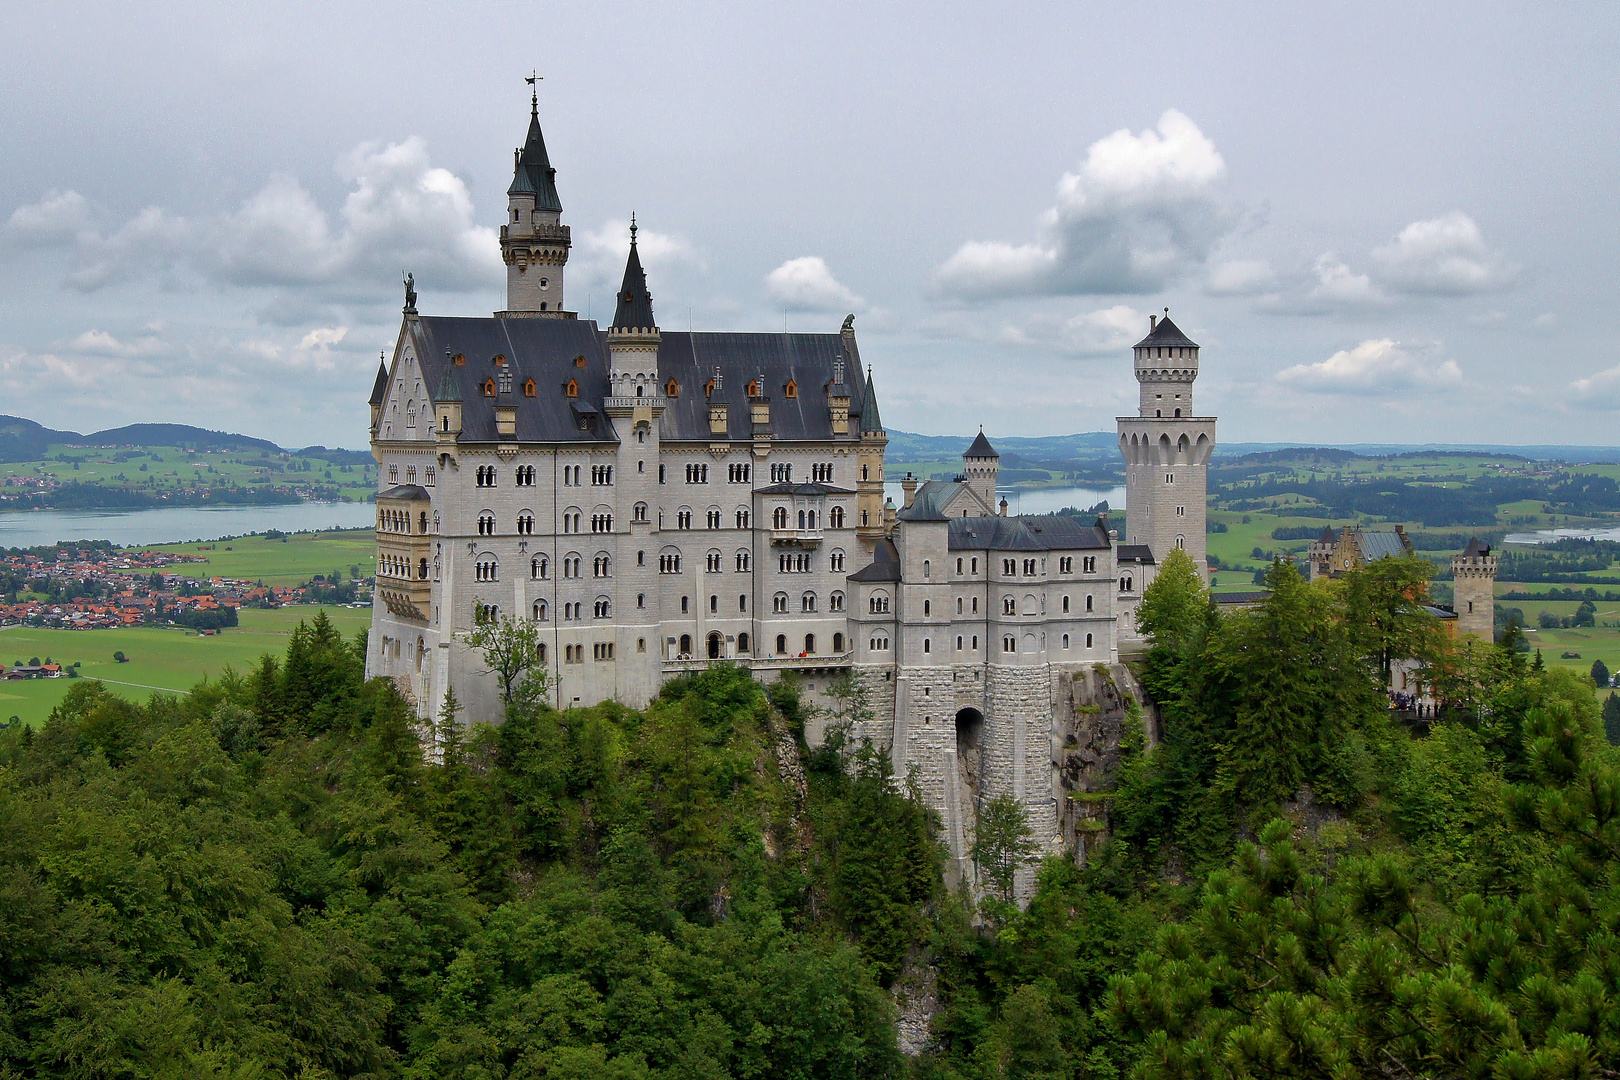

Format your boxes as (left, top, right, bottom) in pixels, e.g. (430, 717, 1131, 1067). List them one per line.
(666, 378, 679, 397)
(705, 378, 715, 398)
(498, 370, 513, 394)
(483, 378, 496, 397)
(784, 379, 797, 398)
(565, 378, 578, 398)
(747, 380, 760, 397)
(452, 353, 466, 366)
(493, 354, 506, 366)
(575, 355, 587, 368)
(524, 378, 536, 397)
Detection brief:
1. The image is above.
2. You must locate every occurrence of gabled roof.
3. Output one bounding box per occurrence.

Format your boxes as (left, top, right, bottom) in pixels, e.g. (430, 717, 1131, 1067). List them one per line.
(369, 361, 390, 406)
(611, 226, 656, 331)
(897, 479, 969, 522)
(965, 429, 999, 459)
(401, 316, 867, 446)
(849, 538, 900, 581)
(1356, 528, 1412, 562)
(507, 97, 562, 211)
(947, 514, 1112, 552)
(1134, 313, 1199, 349)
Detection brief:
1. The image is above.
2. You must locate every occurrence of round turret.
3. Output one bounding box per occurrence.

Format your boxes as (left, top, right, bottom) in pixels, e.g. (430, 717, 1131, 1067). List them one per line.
(1134, 310, 1200, 417)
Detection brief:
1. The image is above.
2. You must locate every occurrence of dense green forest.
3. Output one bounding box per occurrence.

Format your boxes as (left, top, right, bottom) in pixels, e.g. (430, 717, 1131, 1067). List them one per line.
(3, 555, 1619, 1078)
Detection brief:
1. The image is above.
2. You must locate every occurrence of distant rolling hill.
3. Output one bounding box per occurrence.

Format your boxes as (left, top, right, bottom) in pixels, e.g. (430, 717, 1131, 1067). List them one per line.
(0, 415, 367, 463)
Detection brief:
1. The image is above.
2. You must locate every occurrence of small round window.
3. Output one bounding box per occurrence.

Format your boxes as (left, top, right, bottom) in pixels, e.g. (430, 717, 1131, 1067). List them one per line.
(539, 277, 549, 288)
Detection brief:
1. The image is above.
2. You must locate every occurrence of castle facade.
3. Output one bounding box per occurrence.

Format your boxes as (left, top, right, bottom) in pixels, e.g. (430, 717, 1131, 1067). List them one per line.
(365, 95, 1217, 888)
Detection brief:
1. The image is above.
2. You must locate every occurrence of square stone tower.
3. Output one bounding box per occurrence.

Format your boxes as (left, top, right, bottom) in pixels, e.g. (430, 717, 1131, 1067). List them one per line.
(1117, 312, 1216, 579)
(1451, 538, 1497, 642)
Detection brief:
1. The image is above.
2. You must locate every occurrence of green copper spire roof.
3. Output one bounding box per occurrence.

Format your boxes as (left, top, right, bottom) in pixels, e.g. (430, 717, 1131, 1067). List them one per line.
(433, 360, 462, 403)
(507, 91, 562, 212)
(610, 216, 657, 331)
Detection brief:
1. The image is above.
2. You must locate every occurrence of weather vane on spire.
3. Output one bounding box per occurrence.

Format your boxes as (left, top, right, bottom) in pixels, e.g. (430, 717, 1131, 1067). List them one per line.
(525, 70, 541, 108)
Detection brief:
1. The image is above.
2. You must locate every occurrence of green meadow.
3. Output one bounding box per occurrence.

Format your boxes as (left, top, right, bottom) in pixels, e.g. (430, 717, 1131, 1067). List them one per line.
(0, 606, 371, 727)
(140, 528, 376, 585)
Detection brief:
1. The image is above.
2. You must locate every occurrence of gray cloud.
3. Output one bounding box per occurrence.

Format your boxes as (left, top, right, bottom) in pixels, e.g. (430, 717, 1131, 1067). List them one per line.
(1371, 213, 1516, 295)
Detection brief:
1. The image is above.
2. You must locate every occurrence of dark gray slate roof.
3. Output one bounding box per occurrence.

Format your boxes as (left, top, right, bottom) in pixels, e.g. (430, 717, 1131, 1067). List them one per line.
(849, 537, 900, 581)
(861, 367, 883, 433)
(1214, 591, 1270, 606)
(1357, 528, 1412, 562)
(1461, 537, 1492, 557)
(965, 430, 999, 459)
(947, 514, 1111, 552)
(1134, 313, 1198, 349)
(755, 482, 856, 496)
(611, 230, 656, 331)
(400, 316, 877, 446)
(377, 484, 430, 500)
(897, 480, 964, 522)
(1317, 527, 1337, 543)
(1423, 604, 1459, 619)
(1117, 544, 1155, 565)
(507, 99, 562, 212)
(369, 361, 389, 406)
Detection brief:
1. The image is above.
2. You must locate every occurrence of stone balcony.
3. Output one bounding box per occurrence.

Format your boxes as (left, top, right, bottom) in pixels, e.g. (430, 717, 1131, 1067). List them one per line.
(770, 529, 823, 546)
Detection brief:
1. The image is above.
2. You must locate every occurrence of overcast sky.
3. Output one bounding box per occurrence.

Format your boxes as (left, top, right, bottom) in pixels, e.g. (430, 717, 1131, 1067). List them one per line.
(2, 2, 1616, 449)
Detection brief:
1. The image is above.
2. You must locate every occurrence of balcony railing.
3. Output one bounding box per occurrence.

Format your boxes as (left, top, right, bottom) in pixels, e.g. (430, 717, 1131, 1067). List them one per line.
(770, 529, 823, 545)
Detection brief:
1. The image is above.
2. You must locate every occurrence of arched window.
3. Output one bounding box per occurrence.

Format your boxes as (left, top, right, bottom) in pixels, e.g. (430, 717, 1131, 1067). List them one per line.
(534, 600, 548, 621)
(594, 598, 611, 618)
(735, 508, 750, 528)
(634, 501, 648, 522)
(829, 590, 844, 612)
(1003, 635, 1015, 653)
(1062, 595, 1070, 613)
(833, 632, 844, 653)
(803, 633, 815, 654)
(735, 549, 751, 572)
(798, 508, 807, 530)
(737, 632, 751, 653)
(706, 508, 721, 529)
(801, 591, 816, 612)
(773, 506, 788, 529)
(829, 505, 844, 528)
(1062, 633, 1070, 649)
(532, 556, 547, 579)
(1086, 633, 1094, 648)
(1003, 595, 1016, 615)
(478, 512, 495, 536)
(773, 592, 789, 613)
(418, 557, 428, 579)
(594, 554, 611, 577)
(1086, 594, 1094, 612)
(666, 378, 679, 397)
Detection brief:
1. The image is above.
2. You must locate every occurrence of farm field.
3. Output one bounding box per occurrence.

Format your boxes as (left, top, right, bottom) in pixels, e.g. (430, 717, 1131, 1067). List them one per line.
(0, 605, 371, 727)
(139, 528, 376, 585)
(1, 443, 375, 503)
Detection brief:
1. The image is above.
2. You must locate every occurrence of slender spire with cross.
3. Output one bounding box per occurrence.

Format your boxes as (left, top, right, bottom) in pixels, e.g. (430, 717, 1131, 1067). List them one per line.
(525, 70, 541, 110)
(630, 211, 638, 246)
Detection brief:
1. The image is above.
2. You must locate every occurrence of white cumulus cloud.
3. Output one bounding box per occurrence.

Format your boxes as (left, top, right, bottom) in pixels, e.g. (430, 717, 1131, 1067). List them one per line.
(3, 190, 94, 247)
(765, 256, 865, 312)
(936, 110, 1236, 299)
(65, 329, 169, 357)
(1372, 212, 1516, 295)
(1278, 338, 1461, 393)
(1568, 363, 1620, 409)
(5, 137, 502, 299)
(998, 305, 1147, 356)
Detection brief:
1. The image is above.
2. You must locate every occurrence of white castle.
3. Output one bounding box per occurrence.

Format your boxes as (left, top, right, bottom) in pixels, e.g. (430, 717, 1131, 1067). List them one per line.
(366, 93, 1216, 885)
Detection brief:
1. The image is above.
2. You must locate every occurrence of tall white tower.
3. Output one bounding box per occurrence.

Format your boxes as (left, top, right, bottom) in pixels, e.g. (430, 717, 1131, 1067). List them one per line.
(497, 87, 573, 318)
(1117, 312, 1216, 578)
(961, 429, 1000, 511)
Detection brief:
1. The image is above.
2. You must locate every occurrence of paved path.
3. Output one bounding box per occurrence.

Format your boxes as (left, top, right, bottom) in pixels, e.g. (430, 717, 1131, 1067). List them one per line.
(88, 678, 192, 695)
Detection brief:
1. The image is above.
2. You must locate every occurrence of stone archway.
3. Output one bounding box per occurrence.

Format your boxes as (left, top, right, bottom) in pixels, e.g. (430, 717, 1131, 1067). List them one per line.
(955, 707, 984, 800)
(707, 631, 723, 659)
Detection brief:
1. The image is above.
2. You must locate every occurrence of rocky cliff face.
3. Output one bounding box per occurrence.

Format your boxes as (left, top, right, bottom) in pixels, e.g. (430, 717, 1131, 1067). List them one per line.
(1054, 663, 1152, 861)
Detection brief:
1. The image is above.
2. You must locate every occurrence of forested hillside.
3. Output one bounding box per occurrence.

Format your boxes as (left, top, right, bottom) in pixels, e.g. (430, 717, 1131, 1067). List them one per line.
(2, 561, 1618, 1077)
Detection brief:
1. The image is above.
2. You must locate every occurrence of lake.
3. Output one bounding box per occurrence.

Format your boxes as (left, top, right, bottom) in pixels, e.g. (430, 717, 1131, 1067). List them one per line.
(883, 481, 1125, 518)
(0, 502, 377, 549)
(1505, 526, 1620, 545)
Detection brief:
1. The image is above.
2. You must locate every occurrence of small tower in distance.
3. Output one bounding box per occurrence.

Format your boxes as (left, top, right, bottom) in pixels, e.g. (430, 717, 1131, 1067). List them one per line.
(1117, 311, 1217, 579)
(962, 429, 999, 512)
(498, 83, 573, 318)
(1451, 538, 1497, 641)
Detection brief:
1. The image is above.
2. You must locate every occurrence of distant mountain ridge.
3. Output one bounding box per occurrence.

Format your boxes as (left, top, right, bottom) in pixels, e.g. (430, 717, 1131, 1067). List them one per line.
(0, 415, 367, 463)
(887, 430, 1620, 464)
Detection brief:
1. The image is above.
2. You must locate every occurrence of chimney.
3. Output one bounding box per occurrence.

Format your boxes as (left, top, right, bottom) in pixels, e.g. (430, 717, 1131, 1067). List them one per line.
(1149, 314, 1158, 331)
(901, 473, 918, 509)
(999, 497, 1009, 517)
